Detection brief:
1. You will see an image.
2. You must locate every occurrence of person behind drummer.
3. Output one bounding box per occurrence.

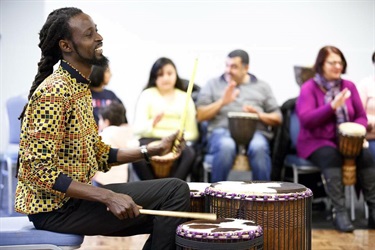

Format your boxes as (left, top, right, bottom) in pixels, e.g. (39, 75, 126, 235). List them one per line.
(89, 61, 124, 126)
(358, 51, 375, 159)
(196, 49, 282, 182)
(15, 7, 189, 250)
(132, 57, 199, 180)
(296, 45, 375, 232)
(91, 101, 139, 186)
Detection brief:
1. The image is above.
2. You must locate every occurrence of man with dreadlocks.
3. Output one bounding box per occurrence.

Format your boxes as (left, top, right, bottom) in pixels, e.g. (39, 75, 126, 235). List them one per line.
(15, 7, 189, 249)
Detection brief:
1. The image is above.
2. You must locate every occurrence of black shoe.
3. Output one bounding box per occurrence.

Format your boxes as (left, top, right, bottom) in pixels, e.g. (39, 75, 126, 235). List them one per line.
(333, 211, 354, 232)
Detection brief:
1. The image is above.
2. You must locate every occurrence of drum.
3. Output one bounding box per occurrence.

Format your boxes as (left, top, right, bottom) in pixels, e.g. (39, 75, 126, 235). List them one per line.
(338, 122, 366, 185)
(187, 182, 211, 213)
(205, 181, 313, 250)
(176, 218, 264, 250)
(228, 112, 259, 171)
(148, 140, 181, 178)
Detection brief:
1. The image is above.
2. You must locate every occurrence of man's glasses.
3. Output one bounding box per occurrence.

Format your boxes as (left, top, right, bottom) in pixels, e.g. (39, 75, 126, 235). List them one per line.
(325, 61, 344, 66)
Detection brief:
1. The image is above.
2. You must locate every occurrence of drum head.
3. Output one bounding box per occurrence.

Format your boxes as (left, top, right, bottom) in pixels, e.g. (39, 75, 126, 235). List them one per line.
(338, 122, 366, 136)
(206, 181, 312, 200)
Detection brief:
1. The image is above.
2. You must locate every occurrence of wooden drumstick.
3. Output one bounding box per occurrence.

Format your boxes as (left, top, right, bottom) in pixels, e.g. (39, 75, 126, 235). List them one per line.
(139, 209, 217, 220)
(173, 59, 199, 153)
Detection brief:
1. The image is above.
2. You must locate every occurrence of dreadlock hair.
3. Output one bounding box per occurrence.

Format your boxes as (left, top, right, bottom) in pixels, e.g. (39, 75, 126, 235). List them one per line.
(19, 7, 83, 120)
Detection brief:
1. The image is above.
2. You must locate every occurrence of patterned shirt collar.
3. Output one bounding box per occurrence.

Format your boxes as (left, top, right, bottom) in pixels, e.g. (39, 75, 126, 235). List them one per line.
(60, 60, 91, 85)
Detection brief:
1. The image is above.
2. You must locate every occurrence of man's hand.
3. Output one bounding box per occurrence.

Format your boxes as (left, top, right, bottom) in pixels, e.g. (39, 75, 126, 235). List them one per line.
(221, 81, 239, 106)
(105, 192, 141, 220)
(243, 104, 259, 114)
(149, 131, 186, 156)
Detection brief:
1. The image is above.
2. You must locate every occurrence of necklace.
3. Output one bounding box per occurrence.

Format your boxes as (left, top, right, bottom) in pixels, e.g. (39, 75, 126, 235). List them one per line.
(62, 60, 91, 82)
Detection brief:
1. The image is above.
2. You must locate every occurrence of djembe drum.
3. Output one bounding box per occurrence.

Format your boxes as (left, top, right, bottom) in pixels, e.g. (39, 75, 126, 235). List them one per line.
(148, 140, 181, 178)
(338, 122, 366, 185)
(187, 182, 211, 213)
(228, 112, 259, 171)
(205, 181, 313, 250)
(175, 218, 264, 250)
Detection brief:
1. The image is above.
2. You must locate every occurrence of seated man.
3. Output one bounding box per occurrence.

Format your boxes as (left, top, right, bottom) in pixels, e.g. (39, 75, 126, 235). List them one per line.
(15, 7, 189, 250)
(196, 49, 282, 182)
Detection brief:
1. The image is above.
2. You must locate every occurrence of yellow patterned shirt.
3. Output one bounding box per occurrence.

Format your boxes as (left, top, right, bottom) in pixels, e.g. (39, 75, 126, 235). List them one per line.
(15, 61, 114, 214)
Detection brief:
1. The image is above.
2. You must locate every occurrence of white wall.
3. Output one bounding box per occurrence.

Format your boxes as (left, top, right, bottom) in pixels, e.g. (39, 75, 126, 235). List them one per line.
(1, 0, 374, 151)
(0, 0, 44, 151)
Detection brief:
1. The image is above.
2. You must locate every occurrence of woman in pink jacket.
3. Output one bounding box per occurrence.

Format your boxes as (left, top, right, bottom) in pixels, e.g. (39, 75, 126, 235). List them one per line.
(296, 46, 375, 232)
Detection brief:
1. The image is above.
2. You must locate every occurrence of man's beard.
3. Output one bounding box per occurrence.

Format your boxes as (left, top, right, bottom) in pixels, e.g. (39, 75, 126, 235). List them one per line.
(88, 55, 109, 67)
(72, 42, 109, 67)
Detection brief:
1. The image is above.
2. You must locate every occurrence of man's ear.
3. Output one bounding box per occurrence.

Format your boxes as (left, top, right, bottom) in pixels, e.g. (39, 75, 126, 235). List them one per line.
(59, 39, 72, 53)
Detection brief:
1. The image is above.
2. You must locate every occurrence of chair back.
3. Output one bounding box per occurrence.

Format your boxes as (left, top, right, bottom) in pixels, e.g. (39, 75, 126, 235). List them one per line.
(6, 95, 28, 144)
(289, 109, 300, 150)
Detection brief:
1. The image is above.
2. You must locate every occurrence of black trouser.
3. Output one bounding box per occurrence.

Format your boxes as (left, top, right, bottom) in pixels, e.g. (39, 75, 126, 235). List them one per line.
(309, 146, 375, 211)
(133, 138, 195, 180)
(28, 178, 190, 250)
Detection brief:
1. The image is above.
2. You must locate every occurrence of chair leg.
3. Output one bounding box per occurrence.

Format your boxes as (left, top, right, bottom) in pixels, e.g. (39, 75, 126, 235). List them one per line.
(203, 163, 210, 183)
(365, 201, 369, 219)
(6, 157, 13, 215)
(292, 166, 299, 183)
(0, 162, 5, 209)
(349, 185, 355, 221)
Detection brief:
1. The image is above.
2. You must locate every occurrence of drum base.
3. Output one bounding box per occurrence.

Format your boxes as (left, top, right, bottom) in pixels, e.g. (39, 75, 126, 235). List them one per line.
(227, 170, 252, 182)
(342, 159, 356, 186)
(232, 154, 251, 171)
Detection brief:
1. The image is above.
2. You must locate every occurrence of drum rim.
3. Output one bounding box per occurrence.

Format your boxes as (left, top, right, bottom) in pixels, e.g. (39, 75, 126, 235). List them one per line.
(227, 111, 259, 119)
(205, 181, 313, 200)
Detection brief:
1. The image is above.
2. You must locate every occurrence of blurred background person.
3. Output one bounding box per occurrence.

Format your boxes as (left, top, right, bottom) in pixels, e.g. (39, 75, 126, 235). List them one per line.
(358, 51, 375, 159)
(90, 62, 124, 126)
(296, 46, 375, 232)
(92, 102, 139, 186)
(132, 57, 198, 180)
(196, 49, 282, 182)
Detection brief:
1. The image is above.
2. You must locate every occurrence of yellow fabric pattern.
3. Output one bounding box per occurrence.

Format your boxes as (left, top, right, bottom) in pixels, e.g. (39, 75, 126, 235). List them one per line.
(15, 65, 112, 214)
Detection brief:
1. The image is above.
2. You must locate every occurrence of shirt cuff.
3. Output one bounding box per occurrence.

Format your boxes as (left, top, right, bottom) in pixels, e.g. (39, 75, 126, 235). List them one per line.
(108, 148, 119, 163)
(52, 173, 73, 193)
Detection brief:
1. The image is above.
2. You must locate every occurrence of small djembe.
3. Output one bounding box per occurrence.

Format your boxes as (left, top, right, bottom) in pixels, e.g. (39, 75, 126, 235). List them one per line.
(148, 140, 181, 178)
(228, 112, 259, 171)
(338, 122, 366, 185)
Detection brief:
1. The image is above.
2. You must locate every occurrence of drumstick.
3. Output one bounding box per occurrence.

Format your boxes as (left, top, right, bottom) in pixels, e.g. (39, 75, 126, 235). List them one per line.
(139, 209, 217, 220)
(173, 59, 199, 153)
